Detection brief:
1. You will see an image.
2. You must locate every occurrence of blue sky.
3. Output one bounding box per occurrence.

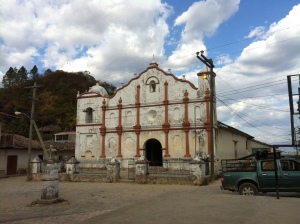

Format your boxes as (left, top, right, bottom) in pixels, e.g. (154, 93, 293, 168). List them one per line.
(0, 0, 300, 147)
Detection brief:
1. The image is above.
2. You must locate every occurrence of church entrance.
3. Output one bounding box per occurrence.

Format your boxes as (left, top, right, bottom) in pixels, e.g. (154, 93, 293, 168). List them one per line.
(145, 139, 162, 166)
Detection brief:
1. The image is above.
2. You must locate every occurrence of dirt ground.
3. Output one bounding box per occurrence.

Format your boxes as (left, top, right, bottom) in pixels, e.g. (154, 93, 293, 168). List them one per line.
(0, 176, 200, 223)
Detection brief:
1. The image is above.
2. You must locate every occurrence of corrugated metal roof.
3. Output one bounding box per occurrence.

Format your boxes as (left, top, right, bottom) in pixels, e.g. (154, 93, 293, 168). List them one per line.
(54, 131, 76, 135)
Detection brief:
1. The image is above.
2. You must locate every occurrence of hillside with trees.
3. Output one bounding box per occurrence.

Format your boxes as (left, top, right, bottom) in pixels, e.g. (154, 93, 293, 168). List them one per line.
(0, 66, 116, 140)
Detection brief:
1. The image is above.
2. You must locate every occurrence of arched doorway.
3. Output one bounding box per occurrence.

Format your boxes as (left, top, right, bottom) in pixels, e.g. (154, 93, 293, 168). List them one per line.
(145, 139, 163, 166)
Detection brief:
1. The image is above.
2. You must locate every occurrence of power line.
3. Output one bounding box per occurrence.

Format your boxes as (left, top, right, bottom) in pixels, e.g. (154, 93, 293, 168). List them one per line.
(218, 97, 290, 113)
(216, 97, 288, 140)
(206, 24, 300, 52)
(217, 79, 287, 97)
(217, 99, 290, 129)
(123, 25, 300, 76)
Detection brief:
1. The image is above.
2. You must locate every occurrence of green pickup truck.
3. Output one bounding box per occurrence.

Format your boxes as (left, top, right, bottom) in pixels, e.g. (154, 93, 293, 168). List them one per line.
(220, 153, 300, 195)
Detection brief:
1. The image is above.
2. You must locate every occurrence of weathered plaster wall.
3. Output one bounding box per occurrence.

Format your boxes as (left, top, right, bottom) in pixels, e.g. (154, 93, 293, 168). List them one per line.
(75, 62, 210, 166)
(216, 128, 248, 159)
(0, 149, 43, 175)
(75, 128, 101, 159)
(122, 132, 136, 158)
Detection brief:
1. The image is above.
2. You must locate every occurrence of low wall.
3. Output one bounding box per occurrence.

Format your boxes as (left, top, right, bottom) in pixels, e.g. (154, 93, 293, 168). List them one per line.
(32, 173, 107, 182)
(30, 172, 210, 185)
(135, 175, 210, 186)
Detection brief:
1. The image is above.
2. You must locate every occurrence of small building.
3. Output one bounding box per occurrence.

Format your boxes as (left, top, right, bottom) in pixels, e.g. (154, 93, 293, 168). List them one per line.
(54, 131, 76, 142)
(0, 134, 44, 176)
(0, 133, 75, 176)
(216, 121, 271, 160)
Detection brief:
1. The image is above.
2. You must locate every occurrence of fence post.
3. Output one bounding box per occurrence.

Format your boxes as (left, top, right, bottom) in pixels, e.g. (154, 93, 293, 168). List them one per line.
(31, 156, 42, 181)
(106, 157, 120, 183)
(66, 157, 80, 174)
(190, 156, 206, 185)
(135, 156, 149, 184)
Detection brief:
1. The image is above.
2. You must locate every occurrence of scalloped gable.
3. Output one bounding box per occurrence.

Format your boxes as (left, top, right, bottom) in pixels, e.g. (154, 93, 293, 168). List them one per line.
(110, 61, 197, 98)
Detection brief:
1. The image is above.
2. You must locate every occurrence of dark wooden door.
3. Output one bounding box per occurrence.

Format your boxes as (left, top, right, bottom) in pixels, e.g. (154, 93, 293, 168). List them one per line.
(6, 155, 18, 175)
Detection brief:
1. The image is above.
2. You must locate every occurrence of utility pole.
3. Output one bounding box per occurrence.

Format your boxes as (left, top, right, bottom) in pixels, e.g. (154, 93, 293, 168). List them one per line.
(25, 82, 42, 181)
(196, 51, 215, 182)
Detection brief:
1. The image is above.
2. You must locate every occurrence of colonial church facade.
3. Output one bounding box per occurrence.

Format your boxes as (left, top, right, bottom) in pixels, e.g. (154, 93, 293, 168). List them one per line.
(75, 61, 270, 168)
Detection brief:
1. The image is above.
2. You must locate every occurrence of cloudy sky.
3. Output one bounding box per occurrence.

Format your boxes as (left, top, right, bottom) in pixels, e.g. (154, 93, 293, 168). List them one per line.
(1, 0, 300, 147)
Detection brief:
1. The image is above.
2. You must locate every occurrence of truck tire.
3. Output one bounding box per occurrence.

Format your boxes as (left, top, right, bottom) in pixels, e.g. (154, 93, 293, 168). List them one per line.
(239, 183, 258, 196)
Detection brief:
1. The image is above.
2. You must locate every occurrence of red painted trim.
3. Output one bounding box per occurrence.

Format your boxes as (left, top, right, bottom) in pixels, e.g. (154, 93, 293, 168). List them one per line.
(109, 62, 197, 99)
(77, 93, 109, 99)
(105, 126, 206, 133)
(100, 99, 107, 158)
(117, 97, 123, 158)
(76, 124, 101, 127)
(104, 99, 206, 111)
(134, 85, 141, 157)
(182, 90, 191, 158)
(145, 76, 160, 85)
(163, 81, 170, 157)
(184, 129, 191, 158)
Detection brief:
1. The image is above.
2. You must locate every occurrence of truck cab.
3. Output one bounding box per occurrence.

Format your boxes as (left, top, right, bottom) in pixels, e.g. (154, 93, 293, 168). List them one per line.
(258, 158, 300, 191)
(221, 152, 300, 195)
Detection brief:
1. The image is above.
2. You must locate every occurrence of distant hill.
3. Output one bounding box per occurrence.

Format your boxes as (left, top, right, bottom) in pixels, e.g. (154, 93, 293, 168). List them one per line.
(0, 67, 116, 140)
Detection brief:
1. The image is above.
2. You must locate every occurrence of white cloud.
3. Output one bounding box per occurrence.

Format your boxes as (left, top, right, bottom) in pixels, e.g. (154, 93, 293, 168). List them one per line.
(166, 0, 240, 70)
(215, 5, 300, 143)
(0, 0, 299, 144)
(174, 0, 240, 41)
(245, 26, 265, 39)
(0, 0, 171, 85)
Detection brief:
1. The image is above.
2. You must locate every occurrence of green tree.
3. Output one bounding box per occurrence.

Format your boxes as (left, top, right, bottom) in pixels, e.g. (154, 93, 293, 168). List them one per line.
(44, 69, 53, 76)
(99, 81, 117, 96)
(0, 67, 116, 139)
(2, 67, 17, 88)
(29, 65, 39, 80)
(17, 66, 28, 84)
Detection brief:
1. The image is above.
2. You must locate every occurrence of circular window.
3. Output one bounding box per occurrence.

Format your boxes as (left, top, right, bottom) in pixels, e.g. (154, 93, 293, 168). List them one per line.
(147, 110, 157, 121)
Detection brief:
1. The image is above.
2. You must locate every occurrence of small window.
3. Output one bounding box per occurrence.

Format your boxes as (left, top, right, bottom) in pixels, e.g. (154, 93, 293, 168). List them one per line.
(85, 107, 93, 123)
(261, 161, 276, 171)
(38, 155, 43, 161)
(150, 80, 156, 92)
(281, 160, 300, 171)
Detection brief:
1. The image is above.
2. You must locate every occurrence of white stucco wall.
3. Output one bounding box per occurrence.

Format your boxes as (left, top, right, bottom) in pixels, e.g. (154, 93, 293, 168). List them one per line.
(75, 62, 270, 168)
(0, 149, 44, 175)
(75, 63, 208, 165)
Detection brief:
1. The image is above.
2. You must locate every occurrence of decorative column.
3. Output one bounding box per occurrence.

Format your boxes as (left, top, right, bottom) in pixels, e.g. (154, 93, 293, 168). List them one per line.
(100, 99, 107, 158)
(182, 90, 191, 157)
(162, 81, 170, 157)
(116, 97, 123, 158)
(134, 84, 141, 157)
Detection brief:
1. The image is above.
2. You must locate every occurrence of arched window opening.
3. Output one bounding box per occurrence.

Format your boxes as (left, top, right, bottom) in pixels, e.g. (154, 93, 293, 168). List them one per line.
(150, 80, 156, 92)
(85, 107, 93, 124)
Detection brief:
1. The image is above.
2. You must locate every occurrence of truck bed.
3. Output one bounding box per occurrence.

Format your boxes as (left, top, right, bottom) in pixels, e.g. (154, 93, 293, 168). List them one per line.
(221, 159, 256, 172)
